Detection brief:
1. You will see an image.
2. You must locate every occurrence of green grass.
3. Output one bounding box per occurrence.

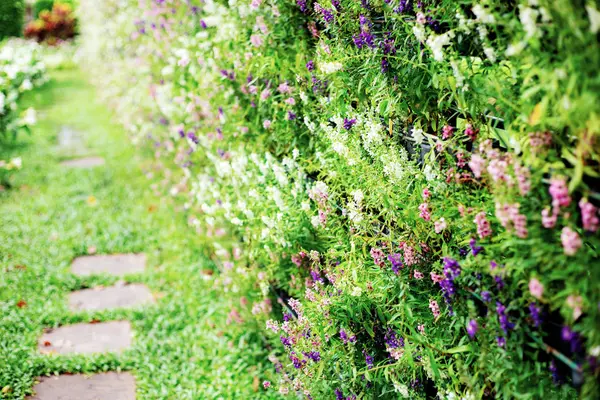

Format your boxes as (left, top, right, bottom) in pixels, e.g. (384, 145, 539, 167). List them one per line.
(0, 69, 273, 399)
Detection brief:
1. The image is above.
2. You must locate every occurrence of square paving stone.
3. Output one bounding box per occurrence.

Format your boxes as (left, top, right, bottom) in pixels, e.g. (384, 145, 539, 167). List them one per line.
(71, 254, 146, 277)
(26, 372, 136, 400)
(38, 321, 132, 355)
(60, 156, 105, 168)
(69, 284, 155, 312)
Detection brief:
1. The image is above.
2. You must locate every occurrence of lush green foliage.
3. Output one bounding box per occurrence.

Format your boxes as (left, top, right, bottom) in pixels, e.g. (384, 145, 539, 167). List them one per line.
(0, 0, 25, 40)
(0, 69, 276, 399)
(80, 0, 600, 398)
(33, 0, 55, 17)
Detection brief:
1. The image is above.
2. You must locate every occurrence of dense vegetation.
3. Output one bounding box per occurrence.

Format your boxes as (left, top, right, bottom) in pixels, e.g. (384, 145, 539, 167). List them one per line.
(76, 0, 600, 398)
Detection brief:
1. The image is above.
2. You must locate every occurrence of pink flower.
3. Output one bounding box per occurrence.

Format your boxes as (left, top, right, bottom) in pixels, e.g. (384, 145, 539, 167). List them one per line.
(430, 272, 444, 284)
(417, 324, 425, 334)
(474, 211, 492, 239)
(541, 207, 557, 228)
(434, 218, 447, 233)
(468, 154, 486, 178)
(263, 381, 271, 389)
(429, 299, 440, 318)
(422, 187, 431, 199)
(513, 161, 531, 195)
(263, 119, 272, 129)
(561, 227, 582, 256)
(402, 243, 418, 266)
(260, 89, 271, 100)
(566, 294, 584, 320)
(413, 270, 424, 279)
(250, 34, 263, 47)
(285, 97, 296, 105)
(528, 278, 544, 299)
(416, 12, 426, 24)
(418, 202, 431, 221)
(579, 199, 599, 232)
(442, 125, 454, 139)
(465, 123, 478, 141)
(549, 177, 571, 208)
(250, 0, 262, 9)
(277, 82, 292, 94)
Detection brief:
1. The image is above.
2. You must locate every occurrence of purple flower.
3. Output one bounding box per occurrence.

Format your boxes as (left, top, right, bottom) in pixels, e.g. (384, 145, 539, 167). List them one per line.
(529, 302, 542, 327)
(310, 269, 323, 282)
(360, 0, 369, 9)
(380, 34, 396, 55)
(340, 329, 356, 344)
(381, 58, 389, 73)
(287, 111, 297, 120)
(443, 258, 461, 280)
(496, 336, 506, 347)
(363, 350, 374, 369)
(283, 312, 293, 321)
(297, 0, 307, 13)
(496, 302, 514, 334)
(394, 0, 412, 13)
(306, 60, 315, 71)
(469, 238, 483, 256)
(280, 336, 292, 347)
(331, 0, 341, 12)
(387, 253, 403, 274)
(467, 319, 478, 338)
(384, 328, 404, 348)
(187, 132, 199, 144)
(481, 290, 492, 302)
(494, 275, 505, 290)
(303, 351, 321, 362)
(289, 352, 306, 369)
(335, 389, 344, 400)
(550, 360, 563, 384)
(359, 15, 371, 28)
(200, 20, 207, 29)
(322, 8, 334, 23)
(343, 118, 357, 130)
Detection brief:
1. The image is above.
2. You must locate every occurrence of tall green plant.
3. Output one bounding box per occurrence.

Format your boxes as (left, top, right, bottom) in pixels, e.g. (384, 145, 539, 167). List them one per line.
(0, 0, 25, 40)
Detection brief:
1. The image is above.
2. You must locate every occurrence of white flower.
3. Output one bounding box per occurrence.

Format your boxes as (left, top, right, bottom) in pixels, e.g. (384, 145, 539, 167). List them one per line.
(22, 108, 36, 126)
(587, 3, 600, 33)
(412, 25, 426, 42)
(519, 6, 540, 39)
(472, 4, 496, 24)
(426, 31, 455, 62)
(351, 286, 362, 296)
(319, 61, 343, 74)
(393, 383, 409, 398)
(411, 126, 425, 144)
(590, 346, 600, 357)
(352, 189, 364, 205)
(505, 41, 526, 57)
(483, 46, 496, 62)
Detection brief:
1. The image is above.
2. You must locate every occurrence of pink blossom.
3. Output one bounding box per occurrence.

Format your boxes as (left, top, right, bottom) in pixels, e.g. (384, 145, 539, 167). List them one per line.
(416, 12, 426, 24)
(417, 324, 425, 334)
(528, 278, 544, 299)
(260, 88, 271, 100)
(285, 97, 296, 105)
(468, 154, 486, 178)
(561, 227, 582, 256)
(263, 381, 271, 389)
(429, 299, 440, 318)
(487, 158, 510, 183)
(430, 272, 444, 284)
(370, 247, 385, 268)
(566, 294, 584, 320)
(465, 123, 478, 141)
(474, 211, 492, 239)
(442, 125, 454, 139)
(434, 218, 447, 233)
(277, 82, 292, 94)
(402, 243, 418, 266)
(263, 119, 272, 129)
(418, 202, 431, 221)
(413, 270, 424, 279)
(541, 207, 557, 228)
(250, 34, 263, 47)
(422, 187, 431, 199)
(579, 199, 599, 232)
(549, 177, 571, 208)
(250, 0, 262, 9)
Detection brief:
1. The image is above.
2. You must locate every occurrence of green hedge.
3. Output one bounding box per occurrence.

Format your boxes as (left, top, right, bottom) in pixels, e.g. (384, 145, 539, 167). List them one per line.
(33, 0, 54, 17)
(80, 0, 600, 398)
(0, 0, 25, 40)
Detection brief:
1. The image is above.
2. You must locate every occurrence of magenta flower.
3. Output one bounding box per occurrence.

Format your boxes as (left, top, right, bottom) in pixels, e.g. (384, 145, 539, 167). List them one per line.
(561, 227, 582, 256)
(467, 319, 478, 338)
(528, 278, 544, 299)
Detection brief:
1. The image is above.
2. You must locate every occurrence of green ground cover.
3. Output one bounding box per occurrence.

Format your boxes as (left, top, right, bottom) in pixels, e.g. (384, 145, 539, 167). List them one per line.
(0, 68, 273, 399)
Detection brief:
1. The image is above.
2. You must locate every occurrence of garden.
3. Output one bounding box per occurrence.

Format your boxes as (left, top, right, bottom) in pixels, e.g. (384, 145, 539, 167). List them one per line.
(1, 0, 599, 399)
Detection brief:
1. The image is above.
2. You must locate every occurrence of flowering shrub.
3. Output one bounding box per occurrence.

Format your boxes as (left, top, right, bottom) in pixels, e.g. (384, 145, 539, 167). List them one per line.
(0, 0, 25, 40)
(0, 39, 46, 139)
(80, 0, 600, 398)
(24, 2, 77, 45)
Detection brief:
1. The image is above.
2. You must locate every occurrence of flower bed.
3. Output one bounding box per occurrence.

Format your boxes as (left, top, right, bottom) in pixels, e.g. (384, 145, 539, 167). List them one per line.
(80, 0, 600, 398)
(1, 39, 46, 140)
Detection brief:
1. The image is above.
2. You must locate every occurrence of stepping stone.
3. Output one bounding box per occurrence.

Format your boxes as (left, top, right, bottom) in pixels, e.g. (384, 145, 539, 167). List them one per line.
(26, 372, 136, 400)
(60, 156, 105, 168)
(38, 321, 132, 354)
(57, 126, 86, 151)
(71, 254, 146, 277)
(69, 283, 155, 312)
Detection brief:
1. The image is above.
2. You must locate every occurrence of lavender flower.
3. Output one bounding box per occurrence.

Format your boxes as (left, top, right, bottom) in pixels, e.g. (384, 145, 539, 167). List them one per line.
(280, 336, 292, 347)
(322, 8, 334, 23)
(288, 111, 297, 120)
(297, 0, 307, 13)
(306, 60, 315, 71)
(303, 351, 321, 362)
(469, 238, 483, 256)
(343, 118, 357, 130)
(331, 0, 341, 12)
(335, 389, 344, 400)
(467, 319, 478, 338)
(384, 328, 404, 348)
(363, 350, 374, 369)
(496, 336, 506, 347)
(481, 290, 492, 302)
(289, 352, 306, 369)
(496, 302, 514, 334)
(529, 302, 542, 327)
(381, 58, 389, 73)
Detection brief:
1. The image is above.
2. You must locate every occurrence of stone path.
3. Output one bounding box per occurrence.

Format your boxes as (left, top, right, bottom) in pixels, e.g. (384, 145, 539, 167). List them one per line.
(26, 373, 136, 400)
(57, 126, 106, 168)
(26, 131, 151, 399)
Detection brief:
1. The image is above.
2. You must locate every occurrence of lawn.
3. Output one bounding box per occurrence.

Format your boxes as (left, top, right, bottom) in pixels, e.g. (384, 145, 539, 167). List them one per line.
(0, 68, 272, 399)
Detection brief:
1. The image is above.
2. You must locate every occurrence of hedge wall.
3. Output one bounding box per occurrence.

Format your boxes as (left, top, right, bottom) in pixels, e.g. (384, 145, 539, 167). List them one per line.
(80, 0, 600, 398)
(0, 0, 25, 40)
